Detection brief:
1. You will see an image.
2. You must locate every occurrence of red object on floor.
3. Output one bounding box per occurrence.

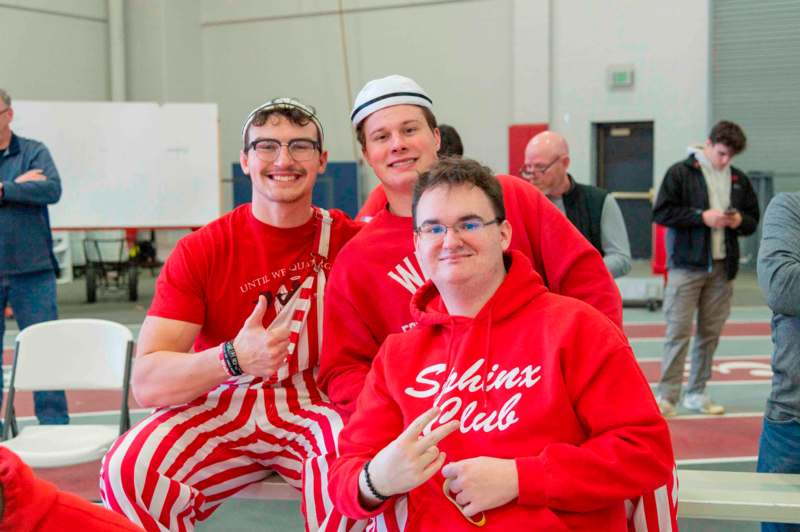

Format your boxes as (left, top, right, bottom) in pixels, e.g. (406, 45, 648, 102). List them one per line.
(3, 306, 12, 319)
(508, 123, 549, 176)
(652, 224, 667, 276)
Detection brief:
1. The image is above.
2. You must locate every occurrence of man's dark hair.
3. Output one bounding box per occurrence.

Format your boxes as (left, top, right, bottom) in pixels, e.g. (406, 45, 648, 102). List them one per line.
(244, 108, 322, 149)
(438, 124, 463, 157)
(709, 120, 746, 155)
(356, 106, 438, 149)
(412, 156, 505, 228)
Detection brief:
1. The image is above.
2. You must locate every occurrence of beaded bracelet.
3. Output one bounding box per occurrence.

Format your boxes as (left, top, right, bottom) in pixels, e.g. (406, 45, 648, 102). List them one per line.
(219, 344, 235, 377)
(363, 460, 389, 501)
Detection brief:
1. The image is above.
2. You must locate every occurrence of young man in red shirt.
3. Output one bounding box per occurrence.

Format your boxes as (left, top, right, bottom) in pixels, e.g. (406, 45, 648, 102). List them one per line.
(328, 157, 675, 530)
(319, 75, 622, 422)
(100, 98, 363, 531)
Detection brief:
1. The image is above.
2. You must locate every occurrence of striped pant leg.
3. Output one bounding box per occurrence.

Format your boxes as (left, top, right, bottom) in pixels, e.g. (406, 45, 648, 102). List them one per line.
(100, 384, 273, 531)
(365, 498, 408, 532)
(261, 371, 365, 532)
(626, 465, 679, 532)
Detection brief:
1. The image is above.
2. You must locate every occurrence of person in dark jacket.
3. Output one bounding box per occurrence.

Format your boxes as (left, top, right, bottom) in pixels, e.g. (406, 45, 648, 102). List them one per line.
(522, 131, 631, 278)
(653, 120, 759, 416)
(0, 88, 67, 428)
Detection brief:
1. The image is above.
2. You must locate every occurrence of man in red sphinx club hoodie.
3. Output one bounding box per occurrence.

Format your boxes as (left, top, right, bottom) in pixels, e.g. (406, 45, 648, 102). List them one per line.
(328, 157, 675, 531)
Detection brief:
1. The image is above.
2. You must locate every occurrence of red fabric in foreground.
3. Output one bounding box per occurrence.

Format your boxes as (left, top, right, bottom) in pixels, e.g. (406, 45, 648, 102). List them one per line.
(0, 447, 143, 531)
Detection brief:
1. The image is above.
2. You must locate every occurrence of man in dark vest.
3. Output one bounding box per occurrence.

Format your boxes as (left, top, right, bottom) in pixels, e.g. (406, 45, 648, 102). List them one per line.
(522, 131, 631, 278)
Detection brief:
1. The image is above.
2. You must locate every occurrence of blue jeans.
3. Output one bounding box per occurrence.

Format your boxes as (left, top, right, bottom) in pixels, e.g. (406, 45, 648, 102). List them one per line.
(757, 416, 800, 532)
(0, 270, 69, 426)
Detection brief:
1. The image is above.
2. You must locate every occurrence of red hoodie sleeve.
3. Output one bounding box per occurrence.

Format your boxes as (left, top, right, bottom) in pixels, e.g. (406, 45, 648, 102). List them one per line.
(515, 341, 674, 512)
(356, 185, 387, 221)
(318, 255, 382, 422)
(0, 448, 143, 532)
(328, 344, 405, 520)
(498, 175, 623, 328)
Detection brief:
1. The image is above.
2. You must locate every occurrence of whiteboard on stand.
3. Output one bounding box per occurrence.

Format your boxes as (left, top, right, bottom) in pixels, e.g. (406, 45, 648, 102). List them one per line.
(12, 101, 221, 229)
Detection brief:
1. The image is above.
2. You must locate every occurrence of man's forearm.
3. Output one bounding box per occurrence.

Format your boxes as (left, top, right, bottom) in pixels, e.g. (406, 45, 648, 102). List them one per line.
(1, 180, 61, 206)
(132, 346, 229, 408)
(603, 254, 631, 278)
(600, 196, 632, 278)
(757, 194, 800, 315)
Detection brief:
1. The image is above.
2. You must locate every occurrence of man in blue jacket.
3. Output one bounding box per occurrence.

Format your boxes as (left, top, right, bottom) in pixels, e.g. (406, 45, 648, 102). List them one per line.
(653, 120, 759, 417)
(0, 88, 68, 427)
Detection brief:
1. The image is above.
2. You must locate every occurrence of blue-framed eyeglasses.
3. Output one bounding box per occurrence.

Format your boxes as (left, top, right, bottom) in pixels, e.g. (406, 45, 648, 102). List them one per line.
(415, 217, 502, 240)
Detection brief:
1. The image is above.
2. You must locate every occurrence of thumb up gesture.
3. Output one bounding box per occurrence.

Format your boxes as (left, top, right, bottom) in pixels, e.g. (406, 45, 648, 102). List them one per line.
(233, 295, 290, 379)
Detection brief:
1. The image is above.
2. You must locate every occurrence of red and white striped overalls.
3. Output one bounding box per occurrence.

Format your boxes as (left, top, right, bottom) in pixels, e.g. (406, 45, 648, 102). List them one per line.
(100, 209, 363, 532)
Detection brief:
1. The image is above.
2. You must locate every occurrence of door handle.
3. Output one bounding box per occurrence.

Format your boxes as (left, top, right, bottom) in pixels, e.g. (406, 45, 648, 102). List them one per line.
(610, 189, 655, 202)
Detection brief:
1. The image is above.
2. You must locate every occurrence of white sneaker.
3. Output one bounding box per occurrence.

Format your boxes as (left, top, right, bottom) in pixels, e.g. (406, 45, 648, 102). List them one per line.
(657, 397, 677, 418)
(682, 392, 725, 415)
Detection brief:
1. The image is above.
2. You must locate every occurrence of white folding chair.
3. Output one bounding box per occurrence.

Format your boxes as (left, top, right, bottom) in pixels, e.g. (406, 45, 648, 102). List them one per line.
(0, 319, 134, 468)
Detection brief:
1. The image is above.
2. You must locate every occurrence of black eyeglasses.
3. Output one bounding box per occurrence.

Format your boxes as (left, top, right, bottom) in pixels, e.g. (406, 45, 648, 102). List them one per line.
(415, 217, 502, 240)
(519, 155, 561, 179)
(247, 139, 321, 162)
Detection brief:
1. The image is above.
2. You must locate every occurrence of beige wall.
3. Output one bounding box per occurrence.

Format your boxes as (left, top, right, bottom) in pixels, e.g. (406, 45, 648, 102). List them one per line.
(1, 0, 711, 201)
(550, 0, 710, 187)
(0, 0, 110, 100)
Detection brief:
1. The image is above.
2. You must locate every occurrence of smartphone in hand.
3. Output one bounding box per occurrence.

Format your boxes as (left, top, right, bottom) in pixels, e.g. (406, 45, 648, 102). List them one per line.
(724, 207, 738, 215)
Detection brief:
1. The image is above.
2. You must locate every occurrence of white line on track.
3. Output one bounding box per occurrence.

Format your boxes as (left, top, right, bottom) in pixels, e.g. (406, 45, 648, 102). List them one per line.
(638, 354, 771, 362)
(667, 411, 763, 421)
(624, 318, 771, 326)
(677, 456, 757, 466)
(650, 380, 770, 387)
(630, 335, 771, 343)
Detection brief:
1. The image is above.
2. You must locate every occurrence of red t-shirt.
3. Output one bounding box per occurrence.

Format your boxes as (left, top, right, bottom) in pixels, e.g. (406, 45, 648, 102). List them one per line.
(149, 204, 362, 359)
(356, 184, 387, 221)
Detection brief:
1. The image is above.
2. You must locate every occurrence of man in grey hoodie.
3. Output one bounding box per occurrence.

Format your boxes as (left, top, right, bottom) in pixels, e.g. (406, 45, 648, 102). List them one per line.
(756, 191, 800, 532)
(652, 120, 760, 417)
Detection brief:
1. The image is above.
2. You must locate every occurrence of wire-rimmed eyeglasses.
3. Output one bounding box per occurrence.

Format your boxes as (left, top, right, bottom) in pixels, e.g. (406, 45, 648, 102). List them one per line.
(415, 217, 502, 240)
(247, 138, 321, 162)
(519, 155, 562, 179)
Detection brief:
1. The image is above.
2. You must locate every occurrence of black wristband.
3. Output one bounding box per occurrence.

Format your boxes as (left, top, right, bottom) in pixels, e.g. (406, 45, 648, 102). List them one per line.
(223, 341, 243, 376)
(363, 460, 389, 501)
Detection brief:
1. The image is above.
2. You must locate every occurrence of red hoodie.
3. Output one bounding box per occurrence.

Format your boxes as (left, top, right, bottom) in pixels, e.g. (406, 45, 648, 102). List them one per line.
(329, 251, 673, 531)
(0, 448, 143, 531)
(319, 174, 622, 422)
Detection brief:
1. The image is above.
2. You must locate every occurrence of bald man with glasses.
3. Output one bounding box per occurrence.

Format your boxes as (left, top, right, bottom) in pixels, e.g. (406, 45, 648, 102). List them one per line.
(523, 131, 632, 278)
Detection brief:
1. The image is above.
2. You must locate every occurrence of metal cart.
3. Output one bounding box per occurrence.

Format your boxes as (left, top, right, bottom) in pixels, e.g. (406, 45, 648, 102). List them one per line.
(82, 238, 138, 303)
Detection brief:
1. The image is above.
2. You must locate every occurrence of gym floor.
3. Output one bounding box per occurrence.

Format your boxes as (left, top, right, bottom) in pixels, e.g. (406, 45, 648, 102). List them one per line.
(2, 262, 772, 531)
